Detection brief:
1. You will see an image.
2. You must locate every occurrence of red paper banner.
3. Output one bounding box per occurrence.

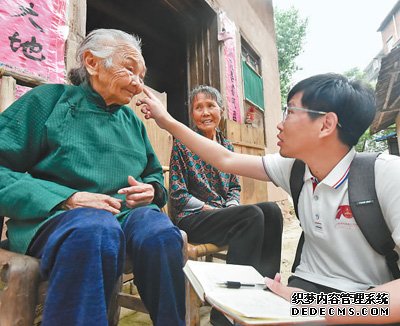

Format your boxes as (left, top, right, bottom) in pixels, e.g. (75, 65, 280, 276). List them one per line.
(218, 12, 242, 123)
(15, 84, 32, 99)
(0, 0, 68, 83)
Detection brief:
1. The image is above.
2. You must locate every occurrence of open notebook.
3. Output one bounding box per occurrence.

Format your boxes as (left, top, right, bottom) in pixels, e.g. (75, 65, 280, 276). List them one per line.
(184, 260, 324, 325)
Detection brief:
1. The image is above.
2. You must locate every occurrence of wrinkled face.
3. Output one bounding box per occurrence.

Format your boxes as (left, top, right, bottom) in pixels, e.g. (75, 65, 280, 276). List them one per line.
(191, 93, 222, 136)
(90, 44, 146, 106)
(277, 91, 323, 159)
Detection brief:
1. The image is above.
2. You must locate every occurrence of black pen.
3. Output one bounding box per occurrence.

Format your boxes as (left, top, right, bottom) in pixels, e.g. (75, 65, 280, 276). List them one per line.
(217, 281, 265, 289)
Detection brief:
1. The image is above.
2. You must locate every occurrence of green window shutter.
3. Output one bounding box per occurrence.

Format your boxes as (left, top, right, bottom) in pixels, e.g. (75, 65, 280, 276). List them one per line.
(242, 60, 264, 110)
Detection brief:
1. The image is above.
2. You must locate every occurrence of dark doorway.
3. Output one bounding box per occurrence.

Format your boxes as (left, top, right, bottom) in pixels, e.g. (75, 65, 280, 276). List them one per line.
(86, 0, 218, 125)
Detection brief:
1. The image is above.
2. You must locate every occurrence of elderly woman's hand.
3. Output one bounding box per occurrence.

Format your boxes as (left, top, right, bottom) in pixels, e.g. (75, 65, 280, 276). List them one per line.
(63, 192, 123, 215)
(139, 87, 174, 130)
(118, 176, 155, 208)
(202, 204, 215, 211)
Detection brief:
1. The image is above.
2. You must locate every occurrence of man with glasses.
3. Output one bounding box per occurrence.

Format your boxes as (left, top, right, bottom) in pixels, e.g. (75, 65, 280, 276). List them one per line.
(282, 106, 342, 128)
(140, 73, 400, 324)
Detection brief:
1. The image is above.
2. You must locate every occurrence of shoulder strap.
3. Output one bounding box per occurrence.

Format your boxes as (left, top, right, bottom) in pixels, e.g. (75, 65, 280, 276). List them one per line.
(289, 154, 400, 279)
(289, 159, 305, 273)
(290, 160, 306, 218)
(348, 152, 400, 279)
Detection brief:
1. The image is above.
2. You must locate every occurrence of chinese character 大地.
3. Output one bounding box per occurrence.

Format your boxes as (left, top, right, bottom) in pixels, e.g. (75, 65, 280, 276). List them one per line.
(8, 32, 46, 62)
(12, 2, 44, 33)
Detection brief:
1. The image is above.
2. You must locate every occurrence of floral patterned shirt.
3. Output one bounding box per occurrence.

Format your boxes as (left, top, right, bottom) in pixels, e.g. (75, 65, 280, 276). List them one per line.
(169, 130, 241, 220)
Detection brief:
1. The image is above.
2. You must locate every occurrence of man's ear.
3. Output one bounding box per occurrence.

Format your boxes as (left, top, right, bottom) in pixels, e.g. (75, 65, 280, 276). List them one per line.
(320, 112, 340, 137)
(83, 50, 99, 76)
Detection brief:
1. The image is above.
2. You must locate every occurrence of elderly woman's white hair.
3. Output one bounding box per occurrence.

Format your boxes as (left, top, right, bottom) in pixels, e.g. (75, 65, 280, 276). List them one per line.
(68, 29, 143, 85)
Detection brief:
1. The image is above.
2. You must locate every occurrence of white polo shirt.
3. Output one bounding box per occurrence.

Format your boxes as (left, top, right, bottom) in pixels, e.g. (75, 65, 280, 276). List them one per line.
(263, 148, 400, 291)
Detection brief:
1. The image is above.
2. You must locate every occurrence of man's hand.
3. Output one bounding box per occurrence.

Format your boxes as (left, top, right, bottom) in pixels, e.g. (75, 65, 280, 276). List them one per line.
(118, 176, 154, 208)
(138, 87, 174, 129)
(264, 273, 305, 302)
(64, 192, 122, 215)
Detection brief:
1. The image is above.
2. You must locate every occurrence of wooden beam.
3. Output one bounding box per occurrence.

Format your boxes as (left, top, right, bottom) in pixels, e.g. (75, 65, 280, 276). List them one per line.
(117, 293, 148, 313)
(381, 107, 400, 113)
(382, 66, 398, 112)
(388, 94, 400, 111)
(65, 0, 86, 73)
(0, 76, 16, 113)
(0, 66, 47, 86)
(396, 113, 400, 156)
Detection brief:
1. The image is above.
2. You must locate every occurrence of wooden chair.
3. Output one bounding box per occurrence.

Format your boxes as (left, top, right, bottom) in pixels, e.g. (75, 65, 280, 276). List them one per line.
(115, 224, 228, 326)
(0, 215, 191, 326)
(187, 243, 228, 262)
(112, 223, 229, 326)
(184, 243, 228, 326)
(0, 215, 43, 326)
(0, 166, 228, 326)
(160, 166, 229, 325)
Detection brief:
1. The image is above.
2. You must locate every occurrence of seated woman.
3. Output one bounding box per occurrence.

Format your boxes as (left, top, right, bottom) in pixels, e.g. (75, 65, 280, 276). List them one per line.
(0, 29, 185, 326)
(169, 85, 283, 278)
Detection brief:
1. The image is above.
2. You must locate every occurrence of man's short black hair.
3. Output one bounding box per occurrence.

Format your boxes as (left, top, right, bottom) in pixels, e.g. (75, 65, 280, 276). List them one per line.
(287, 73, 376, 147)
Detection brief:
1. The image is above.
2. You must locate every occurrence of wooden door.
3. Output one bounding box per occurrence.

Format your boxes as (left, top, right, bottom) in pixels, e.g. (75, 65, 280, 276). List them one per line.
(129, 90, 173, 168)
(226, 120, 268, 204)
(187, 13, 220, 127)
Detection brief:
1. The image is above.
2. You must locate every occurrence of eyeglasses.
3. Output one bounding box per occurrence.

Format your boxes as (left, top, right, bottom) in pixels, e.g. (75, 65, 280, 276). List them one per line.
(282, 106, 342, 128)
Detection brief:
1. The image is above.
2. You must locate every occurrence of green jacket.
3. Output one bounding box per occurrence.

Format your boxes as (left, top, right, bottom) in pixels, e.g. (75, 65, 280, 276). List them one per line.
(0, 82, 167, 254)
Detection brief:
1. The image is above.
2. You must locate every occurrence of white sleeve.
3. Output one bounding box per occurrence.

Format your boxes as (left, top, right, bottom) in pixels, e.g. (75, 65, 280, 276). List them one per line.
(262, 153, 295, 195)
(375, 154, 400, 248)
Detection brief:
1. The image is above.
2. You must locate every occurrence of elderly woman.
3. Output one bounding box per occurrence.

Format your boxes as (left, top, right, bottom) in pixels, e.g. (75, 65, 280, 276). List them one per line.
(0, 29, 185, 326)
(170, 87, 283, 265)
(169, 86, 282, 325)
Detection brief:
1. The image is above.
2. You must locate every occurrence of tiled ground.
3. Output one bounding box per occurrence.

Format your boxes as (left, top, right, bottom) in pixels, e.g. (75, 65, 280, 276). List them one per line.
(118, 308, 152, 325)
(118, 306, 212, 325)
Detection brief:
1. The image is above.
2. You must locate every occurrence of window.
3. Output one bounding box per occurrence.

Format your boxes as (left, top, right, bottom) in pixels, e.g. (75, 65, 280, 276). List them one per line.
(241, 39, 264, 111)
(387, 36, 395, 52)
(241, 38, 265, 128)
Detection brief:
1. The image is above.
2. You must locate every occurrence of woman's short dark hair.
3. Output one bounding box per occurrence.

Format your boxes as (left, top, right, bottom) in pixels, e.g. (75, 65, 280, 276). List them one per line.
(287, 73, 376, 147)
(189, 85, 223, 110)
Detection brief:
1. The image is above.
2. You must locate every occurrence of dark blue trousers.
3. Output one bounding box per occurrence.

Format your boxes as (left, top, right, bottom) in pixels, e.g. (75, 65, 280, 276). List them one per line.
(28, 207, 185, 326)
